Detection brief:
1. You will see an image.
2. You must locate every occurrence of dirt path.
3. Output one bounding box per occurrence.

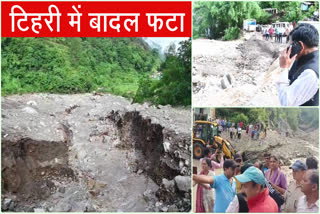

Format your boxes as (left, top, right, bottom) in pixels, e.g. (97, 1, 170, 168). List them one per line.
(192, 32, 288, 106)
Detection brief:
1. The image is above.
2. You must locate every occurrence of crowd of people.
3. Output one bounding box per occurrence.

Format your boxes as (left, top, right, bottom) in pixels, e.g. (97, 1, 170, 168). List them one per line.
(261, 23, 294, 43)
(215, 119, 267, 144)
(215, 119, 243, 140)
(193, 152, 319, 213)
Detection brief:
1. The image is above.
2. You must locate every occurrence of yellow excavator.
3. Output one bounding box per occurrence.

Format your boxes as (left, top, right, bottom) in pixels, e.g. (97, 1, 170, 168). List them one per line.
(193, 120, 236, 161)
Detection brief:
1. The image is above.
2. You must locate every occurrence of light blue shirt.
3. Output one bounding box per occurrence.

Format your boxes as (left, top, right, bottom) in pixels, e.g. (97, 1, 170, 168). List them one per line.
(210, 174, 237, 213)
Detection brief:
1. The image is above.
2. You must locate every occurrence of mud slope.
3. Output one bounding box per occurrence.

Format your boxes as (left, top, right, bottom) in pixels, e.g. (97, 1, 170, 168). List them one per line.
(1, 94, 191, 212)
(221, 127, 319, 184)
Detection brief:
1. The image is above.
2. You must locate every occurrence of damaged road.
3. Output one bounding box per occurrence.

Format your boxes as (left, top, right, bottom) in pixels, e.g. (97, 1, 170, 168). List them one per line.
(1, 93, 191, 212)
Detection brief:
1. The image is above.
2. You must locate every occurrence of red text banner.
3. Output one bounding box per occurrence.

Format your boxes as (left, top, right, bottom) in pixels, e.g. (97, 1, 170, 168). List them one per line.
(1, 1, 191, 37)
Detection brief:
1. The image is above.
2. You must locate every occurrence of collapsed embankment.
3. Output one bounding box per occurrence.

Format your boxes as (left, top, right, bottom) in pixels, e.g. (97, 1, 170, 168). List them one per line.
(1, 94, 191, 212)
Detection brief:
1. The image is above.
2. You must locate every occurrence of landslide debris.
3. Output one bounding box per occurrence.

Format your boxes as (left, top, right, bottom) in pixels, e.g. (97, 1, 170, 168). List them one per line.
(1, 93, 191, 212)
(193, 32, 287, 106)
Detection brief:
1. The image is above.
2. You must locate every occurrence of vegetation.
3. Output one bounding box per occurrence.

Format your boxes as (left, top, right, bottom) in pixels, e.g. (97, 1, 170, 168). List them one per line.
(1, 37, 191, 106)
(135, 39, 191, 106)
(193, 1, 319, 40)
(216, 108, 318, 131)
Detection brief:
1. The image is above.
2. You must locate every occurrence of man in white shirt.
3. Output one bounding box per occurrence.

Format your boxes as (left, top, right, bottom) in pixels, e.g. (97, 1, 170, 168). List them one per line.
(277, 23, 319, 106)
(281, 160, 306, 212)
(278, 27, 285, 43)
(297, 169, 319, 212)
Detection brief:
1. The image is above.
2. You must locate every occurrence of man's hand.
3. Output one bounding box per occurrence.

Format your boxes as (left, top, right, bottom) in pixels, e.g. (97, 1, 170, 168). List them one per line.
(193, 174, 214, 185)
(220, 152, 224, 158)
(280, 46, 297, 68)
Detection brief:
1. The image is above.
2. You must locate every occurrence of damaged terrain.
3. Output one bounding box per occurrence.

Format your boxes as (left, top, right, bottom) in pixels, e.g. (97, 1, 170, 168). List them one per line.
(223, 124, 319, 185)
(1, 94, 191, 212)
(192, 32, 287, 106)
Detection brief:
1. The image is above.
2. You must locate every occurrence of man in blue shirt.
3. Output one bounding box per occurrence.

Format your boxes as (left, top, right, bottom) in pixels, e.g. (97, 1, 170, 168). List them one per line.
(193, 159, 237, 212)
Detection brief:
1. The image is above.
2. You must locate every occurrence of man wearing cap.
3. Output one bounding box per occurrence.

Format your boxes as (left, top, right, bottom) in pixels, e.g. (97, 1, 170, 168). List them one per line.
(282, 160, 307, 212)
(235, 166, 278, 212)
(193, 160, 237, 213)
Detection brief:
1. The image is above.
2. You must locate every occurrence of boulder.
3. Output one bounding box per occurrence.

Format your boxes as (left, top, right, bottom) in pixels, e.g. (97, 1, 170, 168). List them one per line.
(174, 176, 191, 192)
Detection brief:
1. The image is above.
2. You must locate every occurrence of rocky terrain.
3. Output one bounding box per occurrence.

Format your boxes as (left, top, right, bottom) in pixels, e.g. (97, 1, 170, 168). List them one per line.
(1, 93, 191, 212)
(222, 125, 319, 185)
(192, 32, 288, 106)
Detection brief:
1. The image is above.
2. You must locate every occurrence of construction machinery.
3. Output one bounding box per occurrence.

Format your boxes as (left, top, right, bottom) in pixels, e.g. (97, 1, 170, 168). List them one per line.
(193, 120, 236, 161)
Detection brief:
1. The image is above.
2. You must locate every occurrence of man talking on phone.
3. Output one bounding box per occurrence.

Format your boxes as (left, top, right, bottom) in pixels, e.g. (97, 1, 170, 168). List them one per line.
(277, 23, 319, 106)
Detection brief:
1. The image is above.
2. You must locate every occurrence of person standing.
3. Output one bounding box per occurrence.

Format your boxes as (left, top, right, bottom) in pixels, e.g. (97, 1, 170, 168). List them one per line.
(277, 23, 319, 106)
(221, 120, 225, 132)
(306, 156, 318, 170)
(218, 125, 223, 135)
(226, 163, 254, 213)
(193, 160, 238, 213)
(279, 27, 284, 43)
(285, 26, 290, 43)
(297, 169, 319, 212)
(275, 27, 279, 42)
(265, 156, 288, 195)
(262, 153, 271, 174)
(282, 160, 307, 212)
(237, 126, 242, 140)
(251, 128, 255, 140)
(269, 26, 275, 41)
(254, 161, 264, 174)
(201, 148, 224, 176)
(227, 121, 231, 132)
(234, 154, 244, 193)
(235, 166, 278, 212)
(259, 128, 267, 145)
(230, 126, 234, 139)
(248, 124, 253, 135)
(195, 159, 215, 212)
(266, 27, 270, 41)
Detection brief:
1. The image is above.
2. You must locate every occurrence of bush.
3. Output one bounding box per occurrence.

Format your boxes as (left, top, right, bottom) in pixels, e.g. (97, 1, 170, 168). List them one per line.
(222, 27, 241, 41)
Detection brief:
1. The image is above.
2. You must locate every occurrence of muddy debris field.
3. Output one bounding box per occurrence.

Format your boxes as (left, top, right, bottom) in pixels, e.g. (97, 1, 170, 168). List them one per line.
(1, 94, 191, 212)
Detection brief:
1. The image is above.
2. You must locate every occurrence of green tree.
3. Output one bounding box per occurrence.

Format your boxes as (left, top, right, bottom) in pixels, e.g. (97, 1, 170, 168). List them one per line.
(193, 1, 319, 40)
(193, 2, 263, 40)
(135, 39, 191, 106)
(1, 38, 162, 98)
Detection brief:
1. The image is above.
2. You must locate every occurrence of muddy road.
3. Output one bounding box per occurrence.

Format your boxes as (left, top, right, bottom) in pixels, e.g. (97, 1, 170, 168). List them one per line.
(1, 94, 191, 212)
(192, 32, 288, 106)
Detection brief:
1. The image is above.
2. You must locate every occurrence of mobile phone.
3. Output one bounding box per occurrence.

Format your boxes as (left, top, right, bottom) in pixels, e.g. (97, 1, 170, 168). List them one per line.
(193, 166, 197, 174)
(287, 41, 302, 58)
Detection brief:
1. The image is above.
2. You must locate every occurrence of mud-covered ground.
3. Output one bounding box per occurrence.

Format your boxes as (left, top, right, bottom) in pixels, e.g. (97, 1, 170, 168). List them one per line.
(192, 32, 288, 106)
(1, 93, 191, 212)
